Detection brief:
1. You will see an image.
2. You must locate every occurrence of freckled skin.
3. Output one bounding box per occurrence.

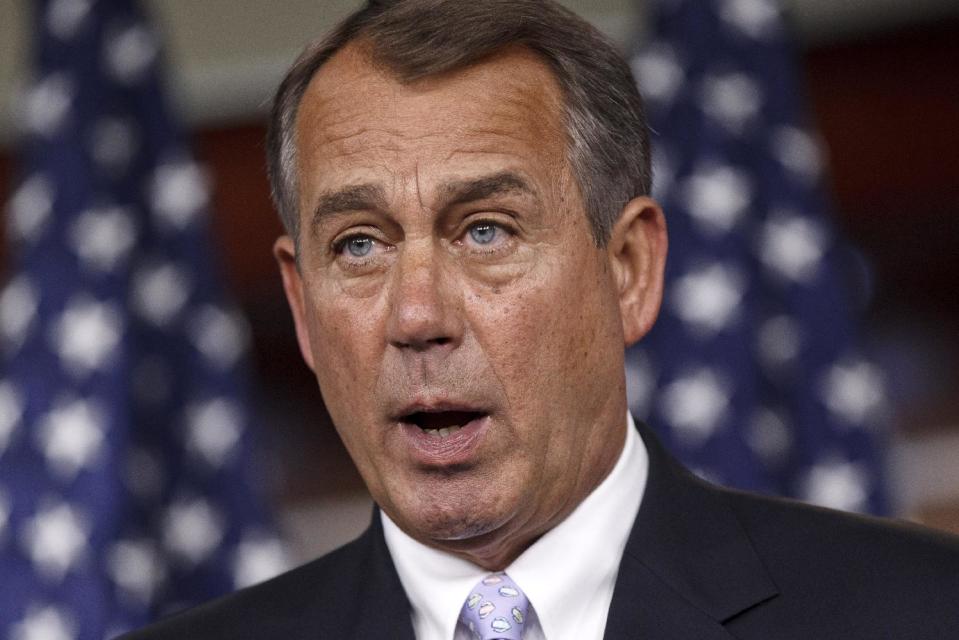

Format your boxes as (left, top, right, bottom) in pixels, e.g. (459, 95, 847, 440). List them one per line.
(275, 43, 667, 570)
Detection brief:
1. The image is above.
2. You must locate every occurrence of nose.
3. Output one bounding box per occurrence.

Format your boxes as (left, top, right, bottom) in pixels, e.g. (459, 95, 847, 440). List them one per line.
(385, 241, 462, 352)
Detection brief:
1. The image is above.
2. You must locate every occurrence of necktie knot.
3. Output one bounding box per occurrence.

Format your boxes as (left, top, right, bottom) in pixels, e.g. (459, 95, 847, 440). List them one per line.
(459, 572, 530, 639)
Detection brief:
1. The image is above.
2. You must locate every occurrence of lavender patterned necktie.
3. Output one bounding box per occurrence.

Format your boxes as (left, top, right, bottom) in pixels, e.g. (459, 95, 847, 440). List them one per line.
(459, 572, 531, 639)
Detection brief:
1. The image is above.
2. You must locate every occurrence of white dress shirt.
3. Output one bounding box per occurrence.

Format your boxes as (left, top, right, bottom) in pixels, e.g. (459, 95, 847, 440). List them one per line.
(382, 413, 648, 639)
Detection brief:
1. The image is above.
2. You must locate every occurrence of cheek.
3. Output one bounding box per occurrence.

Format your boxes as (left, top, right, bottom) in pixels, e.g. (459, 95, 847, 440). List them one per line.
(302, 293, 391, 478)
(303, 284, 385, 404)
(469, 251, 616, 420)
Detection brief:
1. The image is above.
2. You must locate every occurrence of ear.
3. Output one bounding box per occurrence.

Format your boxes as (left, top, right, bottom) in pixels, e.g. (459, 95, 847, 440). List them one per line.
(273, 235, 316, 372)
(607, 196, 668, 346)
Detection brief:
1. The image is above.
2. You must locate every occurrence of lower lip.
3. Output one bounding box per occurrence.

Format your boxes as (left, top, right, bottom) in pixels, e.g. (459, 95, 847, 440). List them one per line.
(397, 414, 491, 467)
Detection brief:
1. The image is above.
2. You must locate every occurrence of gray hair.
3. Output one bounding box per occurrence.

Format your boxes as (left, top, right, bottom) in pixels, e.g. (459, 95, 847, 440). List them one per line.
(266, 0, 651, 248)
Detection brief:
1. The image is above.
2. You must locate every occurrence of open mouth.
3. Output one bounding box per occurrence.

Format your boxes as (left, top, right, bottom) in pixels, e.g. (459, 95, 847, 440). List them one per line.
(400, 410, 486, 438)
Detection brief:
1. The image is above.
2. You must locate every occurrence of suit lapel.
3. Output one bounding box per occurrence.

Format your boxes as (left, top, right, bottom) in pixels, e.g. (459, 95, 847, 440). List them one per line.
(347, 512, 416, 640)
(604, 553, 739, 640)
(344, 423, 777, 640)
(604, 422, 779, 639)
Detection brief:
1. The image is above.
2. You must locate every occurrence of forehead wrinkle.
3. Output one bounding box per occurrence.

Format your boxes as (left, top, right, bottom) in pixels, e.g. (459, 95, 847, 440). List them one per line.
(301, 48, 567, 151)
(298, 43, 575, 229)
(307, 67, 564, 157)
(414, 162, 426, 213)
(315, 125, 480, 173)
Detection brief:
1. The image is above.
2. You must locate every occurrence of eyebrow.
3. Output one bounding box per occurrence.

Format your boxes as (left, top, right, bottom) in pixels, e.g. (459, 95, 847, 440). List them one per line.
(309, 171, 536, 232)
(311, 183, 388, 231)
(440, 171, 537, 206)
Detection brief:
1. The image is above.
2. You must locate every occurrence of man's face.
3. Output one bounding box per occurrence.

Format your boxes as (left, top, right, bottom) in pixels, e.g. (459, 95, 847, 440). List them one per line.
(276, 43, 663, 567)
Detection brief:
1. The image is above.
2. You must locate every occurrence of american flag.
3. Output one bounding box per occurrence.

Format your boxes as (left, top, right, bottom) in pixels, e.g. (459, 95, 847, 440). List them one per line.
(0, 1, 287, 638)
(627, 0, 888, 514)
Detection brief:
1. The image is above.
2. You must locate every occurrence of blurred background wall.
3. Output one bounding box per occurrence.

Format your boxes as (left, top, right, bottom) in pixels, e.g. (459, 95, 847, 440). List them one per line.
(1, 0, 958, 563)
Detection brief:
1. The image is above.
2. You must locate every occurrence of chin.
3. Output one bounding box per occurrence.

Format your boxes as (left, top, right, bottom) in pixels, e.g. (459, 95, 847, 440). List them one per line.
(395, 487, 518, 546)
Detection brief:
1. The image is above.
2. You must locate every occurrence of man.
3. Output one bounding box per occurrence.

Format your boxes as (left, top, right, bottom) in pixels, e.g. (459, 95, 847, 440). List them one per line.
(126, 0, 959, 638)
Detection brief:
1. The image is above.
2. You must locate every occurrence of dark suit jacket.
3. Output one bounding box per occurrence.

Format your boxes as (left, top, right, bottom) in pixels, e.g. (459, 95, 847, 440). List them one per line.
(124, 422, 959, 639)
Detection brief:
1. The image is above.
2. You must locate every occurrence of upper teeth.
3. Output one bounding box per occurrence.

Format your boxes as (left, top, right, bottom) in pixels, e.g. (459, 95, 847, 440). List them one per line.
(423, 426, 462, 438)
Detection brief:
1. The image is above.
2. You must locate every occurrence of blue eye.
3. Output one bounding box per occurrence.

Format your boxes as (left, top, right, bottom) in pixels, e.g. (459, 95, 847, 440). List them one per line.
(344, 236, 373, 257)
(468, 223, 498, 245)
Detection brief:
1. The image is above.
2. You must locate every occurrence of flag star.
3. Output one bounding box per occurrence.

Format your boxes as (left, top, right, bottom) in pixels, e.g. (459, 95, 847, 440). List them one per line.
(37, 398, 106, 479)
(46, 0, 93, 40)
(699, 72, 763, 133)
(232, 534, 289, 589)
(800, 458, 869, 512)
(819, 360, 885, 425)
(671, 262, 745, 337)
(89, 116, 138, 174)
(105, 23, 158, 84)
(0, 381, 25, 455)
(758, 211, 826, 283)
(49, 296, 123, 376)
(659, 368, 730, 444)
(21, 72, 75, 137)
(718, 0, 781, 40)
(162, 498, 224, 565)
(631, 43, 684, 105)
(770, 125, 822, 181)
(186, 398, 244, 468)
(20, 502, 89, 581)
(132, 262, 192, 327)
(69, 205, 137, 272)
(757, 315, 802, 370)
(0, 276, 40, 353)
(9, 605, 76, 640)
(150, 161, 211, 229)
(189, 305, 249, 370)
(107, 539, 167, 604)
(679, 163, 752, 234)
(747, 407, 792, 464)
(7, 174, 55, 243)
(625, 351, 656, 418)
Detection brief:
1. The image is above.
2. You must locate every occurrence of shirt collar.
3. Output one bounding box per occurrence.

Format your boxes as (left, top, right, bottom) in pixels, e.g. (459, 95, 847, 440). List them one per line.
(382, 413, 648, 639)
